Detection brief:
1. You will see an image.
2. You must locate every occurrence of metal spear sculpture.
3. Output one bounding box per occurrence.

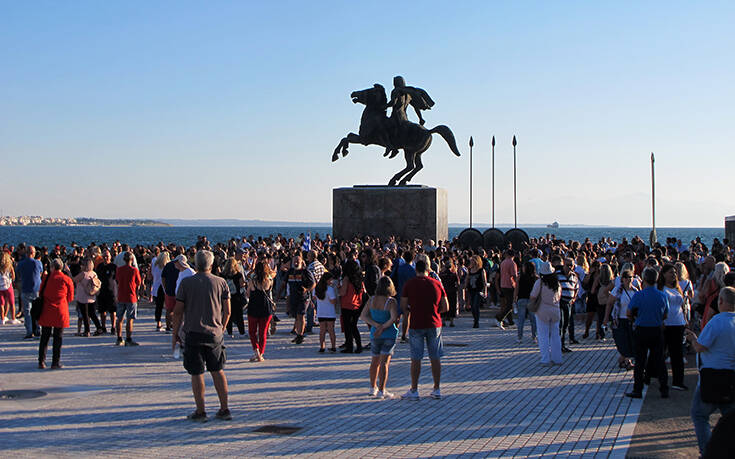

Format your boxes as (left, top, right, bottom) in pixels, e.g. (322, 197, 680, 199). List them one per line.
(491, 135, 495, 228)
(512, 135, 518, 228)
(503, 135, 529, 251)
(469, 136, 474, 228)
(650, 152, 657, 246)
(458, 135, 483, 249)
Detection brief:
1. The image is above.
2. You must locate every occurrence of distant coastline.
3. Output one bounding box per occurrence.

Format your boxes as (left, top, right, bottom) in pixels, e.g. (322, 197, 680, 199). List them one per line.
(0, 216, 170, 227)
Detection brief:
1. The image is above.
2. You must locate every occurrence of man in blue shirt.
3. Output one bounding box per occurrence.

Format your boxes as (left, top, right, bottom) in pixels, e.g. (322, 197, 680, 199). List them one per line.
(626, 268, 669, 399)
(392, 249, 416, 342)
(686, 286, 735, 455)
(16, 245, 43, 339)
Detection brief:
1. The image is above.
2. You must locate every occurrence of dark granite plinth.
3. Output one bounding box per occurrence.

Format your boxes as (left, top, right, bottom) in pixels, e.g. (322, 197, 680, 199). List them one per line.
(333, 186, 448, 242)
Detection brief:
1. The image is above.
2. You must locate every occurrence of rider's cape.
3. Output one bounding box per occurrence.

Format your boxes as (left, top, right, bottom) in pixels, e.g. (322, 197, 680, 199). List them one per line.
(406, 86, 435, 111)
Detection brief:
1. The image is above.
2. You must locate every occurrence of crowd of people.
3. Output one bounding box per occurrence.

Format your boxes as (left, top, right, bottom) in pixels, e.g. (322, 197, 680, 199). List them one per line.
(1, 232, 734, 453)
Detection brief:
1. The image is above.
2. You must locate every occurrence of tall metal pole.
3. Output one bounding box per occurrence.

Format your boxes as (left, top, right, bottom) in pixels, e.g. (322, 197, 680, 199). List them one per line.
(491, 135, 495, 228)
(512, 135, 518, 228)
(650, 152, 657, 246)
(469, 136, 474, 228)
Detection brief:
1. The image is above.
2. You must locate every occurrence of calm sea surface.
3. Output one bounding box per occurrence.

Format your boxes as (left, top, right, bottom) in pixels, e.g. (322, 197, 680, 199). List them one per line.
(0, 226, 724, 249)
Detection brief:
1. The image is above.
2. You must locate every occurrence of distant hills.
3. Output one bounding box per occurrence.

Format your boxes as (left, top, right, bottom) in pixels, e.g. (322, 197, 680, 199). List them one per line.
(159, 219, 331, 227)
(156, 219, 608, 228)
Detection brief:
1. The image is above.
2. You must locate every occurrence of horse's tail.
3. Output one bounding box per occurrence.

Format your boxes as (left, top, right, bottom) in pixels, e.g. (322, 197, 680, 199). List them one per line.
(429, 125, 461, 157)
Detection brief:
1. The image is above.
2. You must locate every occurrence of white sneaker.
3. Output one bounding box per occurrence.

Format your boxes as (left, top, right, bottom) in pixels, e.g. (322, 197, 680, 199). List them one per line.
(498, 322, 505, 330)
(378, 390, 395, 399)
(11, 319, 22, 325)
(369, 386, 378, 397)
(1, 317, 8, 324)
(429, 388, 442, 400)
(401, 389, 419, 401)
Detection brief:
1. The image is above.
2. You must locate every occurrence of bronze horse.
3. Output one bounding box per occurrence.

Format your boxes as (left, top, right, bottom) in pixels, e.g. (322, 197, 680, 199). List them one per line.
(332, 84, 461, 186)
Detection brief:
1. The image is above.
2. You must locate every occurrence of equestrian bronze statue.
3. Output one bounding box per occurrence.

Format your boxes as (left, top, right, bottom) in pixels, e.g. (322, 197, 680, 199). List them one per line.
(332, 76, 461, 186)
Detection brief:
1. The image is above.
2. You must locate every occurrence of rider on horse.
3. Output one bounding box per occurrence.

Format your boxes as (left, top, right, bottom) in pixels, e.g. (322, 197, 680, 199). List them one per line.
(384, 76, 435, 158)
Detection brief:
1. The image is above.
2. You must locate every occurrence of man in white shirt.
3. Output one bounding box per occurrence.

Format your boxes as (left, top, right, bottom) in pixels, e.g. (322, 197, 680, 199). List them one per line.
(114, 244, 139, 269)
(174, 255, 196, 295)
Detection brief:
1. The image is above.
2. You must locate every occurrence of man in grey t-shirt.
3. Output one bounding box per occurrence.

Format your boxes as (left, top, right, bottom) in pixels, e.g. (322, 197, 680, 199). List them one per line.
(173, 250, 232, 422)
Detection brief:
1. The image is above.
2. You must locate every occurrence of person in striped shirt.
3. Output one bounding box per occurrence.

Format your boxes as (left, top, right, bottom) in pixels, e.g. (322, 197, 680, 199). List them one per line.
(555, 256, 579, 353)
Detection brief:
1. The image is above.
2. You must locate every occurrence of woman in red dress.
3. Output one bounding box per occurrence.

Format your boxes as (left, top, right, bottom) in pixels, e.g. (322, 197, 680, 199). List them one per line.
(38, 258, 74, 369)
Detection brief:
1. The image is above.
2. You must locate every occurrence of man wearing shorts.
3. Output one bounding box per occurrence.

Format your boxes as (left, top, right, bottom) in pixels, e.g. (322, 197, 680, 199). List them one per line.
(400, 258, 449, 401)
(173, 250, 232, 423)
(115, 252, 142, 346)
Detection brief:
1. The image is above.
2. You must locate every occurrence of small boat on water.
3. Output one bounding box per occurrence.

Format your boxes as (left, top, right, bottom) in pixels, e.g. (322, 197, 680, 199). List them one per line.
(547, 221, 559, 229)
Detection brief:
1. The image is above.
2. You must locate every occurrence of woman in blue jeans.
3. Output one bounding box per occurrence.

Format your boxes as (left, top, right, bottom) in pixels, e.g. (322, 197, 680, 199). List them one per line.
(516, 261, 538, 344)
(360, 276, 399, 399)
(463, 256, 486, 328)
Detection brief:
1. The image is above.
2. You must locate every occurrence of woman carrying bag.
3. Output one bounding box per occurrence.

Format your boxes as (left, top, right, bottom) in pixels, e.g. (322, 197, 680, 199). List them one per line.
(529, 262, 562, 366)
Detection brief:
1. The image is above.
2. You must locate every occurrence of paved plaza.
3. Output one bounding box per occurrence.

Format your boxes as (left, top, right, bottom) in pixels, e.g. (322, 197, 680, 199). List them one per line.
(1, 307, 663, 458)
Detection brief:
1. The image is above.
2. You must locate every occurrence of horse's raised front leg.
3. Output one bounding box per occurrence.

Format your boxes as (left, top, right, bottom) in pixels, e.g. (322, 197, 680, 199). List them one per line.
(333, 137, 348, 161)
(332, 133, 361, 161)
(388, 150, 415, 186)
(344, 133, 362, 157)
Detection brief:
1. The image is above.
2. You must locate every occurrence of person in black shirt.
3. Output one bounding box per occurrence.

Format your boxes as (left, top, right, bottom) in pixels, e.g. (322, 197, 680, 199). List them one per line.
(222, 258, 247, 338)
(287, 253, 315, 344)
(160, 258, 181, 332)
(439, 259, 460, 327)
(95, 250, 117, 334)
(362, 248, 380, 296)
(515, 261, 539, 343)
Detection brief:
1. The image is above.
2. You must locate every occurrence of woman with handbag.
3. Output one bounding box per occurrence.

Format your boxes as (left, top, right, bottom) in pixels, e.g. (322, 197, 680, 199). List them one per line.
(659, 263, 689, 390)
(38, 258, 74, 369)
(529, 262, 562, 366)
(0, 252, 20, 325)
(246, 261, 273, 362)
(338, 260, 364, 354)
(438, 259, 459, 328)
(700, 262, 729, 329)
(605, 268, 639, 370)
(463, 256, 486, 329)
(222, 257, 247, 339)
(72, 258, 103, 336)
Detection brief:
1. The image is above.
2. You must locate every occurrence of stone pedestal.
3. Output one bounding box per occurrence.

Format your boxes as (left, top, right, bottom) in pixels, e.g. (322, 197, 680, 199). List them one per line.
(333, 186, 448, 242)
(726, 216, 735, 243)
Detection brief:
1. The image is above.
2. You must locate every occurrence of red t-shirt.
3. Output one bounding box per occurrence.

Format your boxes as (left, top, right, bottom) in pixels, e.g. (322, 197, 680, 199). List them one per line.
(500, 257, 518, 289)
(340, 281, 363, 310)
(401, 275, 446, 329)
(116, 265, 142, 303)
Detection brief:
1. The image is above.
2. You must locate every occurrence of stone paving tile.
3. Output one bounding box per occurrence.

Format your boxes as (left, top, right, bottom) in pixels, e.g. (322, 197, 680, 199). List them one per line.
(0, 308, 646, 457)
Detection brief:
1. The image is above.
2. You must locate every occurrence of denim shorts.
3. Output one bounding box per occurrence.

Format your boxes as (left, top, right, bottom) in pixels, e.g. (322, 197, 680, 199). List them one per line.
(116, 302, 138, 320)
(409, 327, 444, 360)
(371, 337, 397, 356)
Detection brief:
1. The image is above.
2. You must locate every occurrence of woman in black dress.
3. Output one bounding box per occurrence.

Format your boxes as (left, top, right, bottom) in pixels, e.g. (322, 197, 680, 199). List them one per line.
(439, 258, 460, 327)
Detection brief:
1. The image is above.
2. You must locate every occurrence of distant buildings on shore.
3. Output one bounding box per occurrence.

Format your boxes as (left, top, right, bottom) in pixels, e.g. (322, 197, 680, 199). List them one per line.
(0, 216, 169, 227)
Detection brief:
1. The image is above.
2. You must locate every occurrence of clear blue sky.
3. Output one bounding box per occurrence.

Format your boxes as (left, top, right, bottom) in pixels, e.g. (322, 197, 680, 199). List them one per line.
(2, 1, 733, 226)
